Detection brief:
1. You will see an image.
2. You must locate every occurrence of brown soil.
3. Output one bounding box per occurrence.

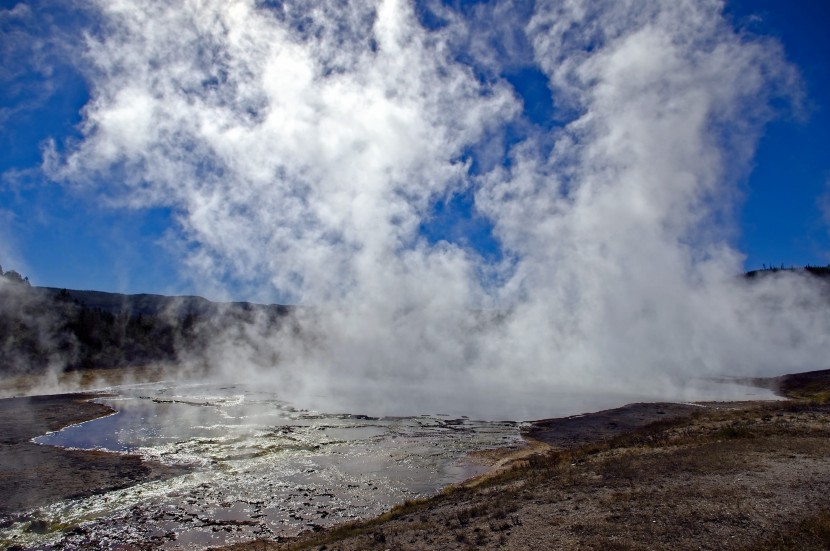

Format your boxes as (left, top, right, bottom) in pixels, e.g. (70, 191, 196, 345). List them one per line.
(217, 371, 830, 551)
(523, 401, 705, 449)
(0, 393, 189, 518)
(5, 371, 830, 550)
(0, 365, 170, 399)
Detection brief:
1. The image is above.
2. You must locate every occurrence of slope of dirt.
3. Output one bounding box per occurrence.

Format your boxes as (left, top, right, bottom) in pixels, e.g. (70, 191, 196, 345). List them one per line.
(523, 401, 704, 449)
(218, 372, 830, 551)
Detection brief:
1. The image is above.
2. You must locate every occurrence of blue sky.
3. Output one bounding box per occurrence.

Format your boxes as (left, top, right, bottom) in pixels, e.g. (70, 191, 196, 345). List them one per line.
(726, 1, 830, 271)
(1, 0, 828, 301)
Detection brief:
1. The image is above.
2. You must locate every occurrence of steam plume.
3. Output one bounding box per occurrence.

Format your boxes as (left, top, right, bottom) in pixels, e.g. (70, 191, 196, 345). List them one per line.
(41, 0, 830, 417)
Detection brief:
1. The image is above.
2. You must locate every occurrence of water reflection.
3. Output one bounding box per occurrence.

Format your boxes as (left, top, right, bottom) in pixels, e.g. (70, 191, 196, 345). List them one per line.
(25, 382, 520, 549)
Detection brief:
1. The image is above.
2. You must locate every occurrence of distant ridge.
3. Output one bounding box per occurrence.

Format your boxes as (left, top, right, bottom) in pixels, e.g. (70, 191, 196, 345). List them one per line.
(37, 287, 293, 319)
(1, 281, 294, 375)
(745, 264, 830, 279)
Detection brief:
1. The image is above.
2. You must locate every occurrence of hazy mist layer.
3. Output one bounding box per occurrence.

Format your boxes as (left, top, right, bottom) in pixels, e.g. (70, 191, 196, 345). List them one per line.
(21, 0, 830, 416)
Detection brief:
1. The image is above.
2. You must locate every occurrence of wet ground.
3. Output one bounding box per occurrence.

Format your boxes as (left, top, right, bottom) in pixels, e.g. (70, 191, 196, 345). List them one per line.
(0, 383, 519, 550)
(0, 393, 189, 517)
(523, 401, 707, 448)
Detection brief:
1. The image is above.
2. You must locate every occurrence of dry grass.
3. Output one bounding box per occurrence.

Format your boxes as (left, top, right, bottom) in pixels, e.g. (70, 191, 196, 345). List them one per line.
(219, 371, 830, 551)
(742, 510, 830, 550)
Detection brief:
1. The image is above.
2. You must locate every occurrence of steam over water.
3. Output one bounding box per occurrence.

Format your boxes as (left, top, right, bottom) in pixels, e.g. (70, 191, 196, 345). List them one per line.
(3, 1, 829, 546)
(31, 0, 829, 418)
(1, 375, 776, 549)
(11, 382, 519, 549)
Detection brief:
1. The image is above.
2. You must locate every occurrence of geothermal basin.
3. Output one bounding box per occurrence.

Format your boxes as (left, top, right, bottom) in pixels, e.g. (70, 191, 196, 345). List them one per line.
(1, 381, 520, 549)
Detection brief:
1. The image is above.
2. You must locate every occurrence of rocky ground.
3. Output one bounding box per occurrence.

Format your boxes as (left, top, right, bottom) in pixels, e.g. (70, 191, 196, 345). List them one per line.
(0, 392, 189, 539)
(219, 375, 830, 551)
(4, 372, 830, 550)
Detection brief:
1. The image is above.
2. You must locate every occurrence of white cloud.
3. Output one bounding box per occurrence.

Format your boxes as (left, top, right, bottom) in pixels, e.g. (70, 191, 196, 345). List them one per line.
(45, 0, 830, 418)
(54, 0, 516, 303)
(471, 0, 821, 399)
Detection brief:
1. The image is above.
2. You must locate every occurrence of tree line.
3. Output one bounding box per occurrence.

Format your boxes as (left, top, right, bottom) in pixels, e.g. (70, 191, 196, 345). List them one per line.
(0, 265, 290, 376)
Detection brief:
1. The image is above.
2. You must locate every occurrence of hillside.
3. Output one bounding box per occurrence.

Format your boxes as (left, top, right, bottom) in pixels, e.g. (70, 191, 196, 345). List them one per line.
(0, 275, 292, 377)
(2, 262, 829, 380)
(37, 287, 292, 319)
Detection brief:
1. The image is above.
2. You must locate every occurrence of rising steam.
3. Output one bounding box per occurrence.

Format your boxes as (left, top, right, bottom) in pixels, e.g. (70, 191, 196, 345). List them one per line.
(40, 0, 830, 417)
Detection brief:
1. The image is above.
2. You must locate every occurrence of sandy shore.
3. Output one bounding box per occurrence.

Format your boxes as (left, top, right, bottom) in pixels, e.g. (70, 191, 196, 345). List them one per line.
(0, 393, 189, 520)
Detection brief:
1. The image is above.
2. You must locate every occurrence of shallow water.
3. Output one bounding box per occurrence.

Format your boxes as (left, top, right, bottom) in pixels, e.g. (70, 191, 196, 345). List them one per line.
(3, 376, 779, 549)
(9, 381, 519, 549)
